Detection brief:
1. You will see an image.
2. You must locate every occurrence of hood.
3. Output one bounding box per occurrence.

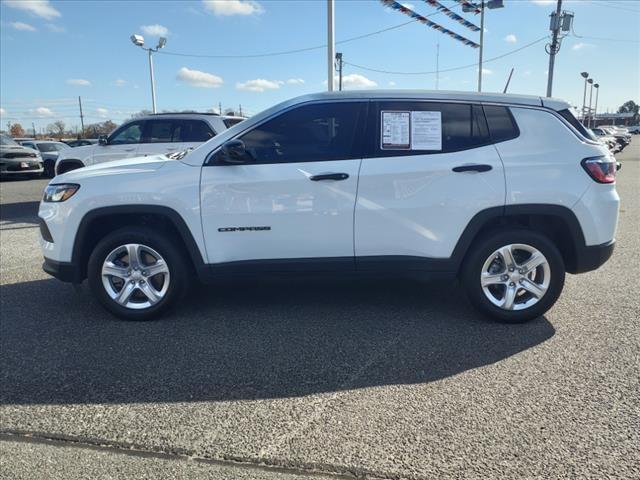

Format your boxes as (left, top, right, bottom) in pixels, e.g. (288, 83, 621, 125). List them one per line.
(55, 154, 170, 182)
(0, 144, 39, 155)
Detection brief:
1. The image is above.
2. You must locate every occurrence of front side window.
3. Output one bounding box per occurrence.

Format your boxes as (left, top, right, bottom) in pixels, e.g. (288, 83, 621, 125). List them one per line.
(1, 134, 19, 146)
(230, 102, 364, 164)
(109, 122, 144, 145)
(373, 102, 490, 156)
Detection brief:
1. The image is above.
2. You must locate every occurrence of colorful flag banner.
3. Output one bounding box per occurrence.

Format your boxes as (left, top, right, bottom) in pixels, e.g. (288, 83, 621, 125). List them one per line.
(421, 0, 480, 31)
(453, 0, 481, 14)
(380, 0, 480, 48)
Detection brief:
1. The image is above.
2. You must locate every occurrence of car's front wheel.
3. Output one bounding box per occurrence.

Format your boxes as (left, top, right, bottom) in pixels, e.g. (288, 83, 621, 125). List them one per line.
(87, 227, 189, 320)
(462, 229, 565, 323)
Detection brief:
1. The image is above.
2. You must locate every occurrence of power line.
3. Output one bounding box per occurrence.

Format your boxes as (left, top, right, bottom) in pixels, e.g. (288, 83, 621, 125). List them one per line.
(344, 36, 548, 75)
(589, 1, 640, 14)
(156, 6, 461, 60)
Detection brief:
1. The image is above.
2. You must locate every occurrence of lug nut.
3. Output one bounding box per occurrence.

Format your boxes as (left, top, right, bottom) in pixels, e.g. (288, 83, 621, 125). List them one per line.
(509, 282, 515, 287)
(509, 267, 515, 272)
(501, 275, 509, 281)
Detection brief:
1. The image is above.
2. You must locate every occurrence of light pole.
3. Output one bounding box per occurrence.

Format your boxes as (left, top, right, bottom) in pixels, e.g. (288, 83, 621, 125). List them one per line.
(327, 0, 335, 92)
(580, 72, 589, 121)
(586, 78, 594, 128)
(592, 83, 599, 127)
(131, 34, 167, 114)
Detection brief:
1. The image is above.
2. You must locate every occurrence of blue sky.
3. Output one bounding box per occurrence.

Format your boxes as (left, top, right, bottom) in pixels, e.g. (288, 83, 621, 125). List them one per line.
(1, 0, 638, 133)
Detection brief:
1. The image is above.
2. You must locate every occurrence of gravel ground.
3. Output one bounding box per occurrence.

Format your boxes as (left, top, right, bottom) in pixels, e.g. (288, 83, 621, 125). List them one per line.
(1, 144, 639, 479)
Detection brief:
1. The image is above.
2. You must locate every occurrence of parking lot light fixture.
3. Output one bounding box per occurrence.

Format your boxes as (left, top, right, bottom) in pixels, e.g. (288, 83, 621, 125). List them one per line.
(131, 33, 166, 114)
(581, 72, 589, 120)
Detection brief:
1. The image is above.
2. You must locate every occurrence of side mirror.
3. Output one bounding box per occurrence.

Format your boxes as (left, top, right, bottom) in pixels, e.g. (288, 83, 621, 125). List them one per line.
(98, 135, 108, 145)
(220, 139, 249, 164)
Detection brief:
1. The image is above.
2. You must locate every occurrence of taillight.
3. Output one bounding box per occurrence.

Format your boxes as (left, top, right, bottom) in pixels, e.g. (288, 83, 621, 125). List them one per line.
(581, 156, 617, 184)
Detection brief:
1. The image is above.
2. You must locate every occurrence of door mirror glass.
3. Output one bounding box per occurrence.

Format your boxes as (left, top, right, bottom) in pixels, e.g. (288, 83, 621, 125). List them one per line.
(98, 135, 108, 145)
(220, 139, 250, 164)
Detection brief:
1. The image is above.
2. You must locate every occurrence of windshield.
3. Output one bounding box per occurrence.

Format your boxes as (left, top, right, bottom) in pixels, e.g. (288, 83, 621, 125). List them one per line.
(0, 134, 19, 146)
(37, 142, 67, 152)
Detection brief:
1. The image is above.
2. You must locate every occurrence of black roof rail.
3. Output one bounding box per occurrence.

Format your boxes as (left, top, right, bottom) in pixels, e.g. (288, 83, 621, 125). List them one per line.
(148, 112, 220, 116)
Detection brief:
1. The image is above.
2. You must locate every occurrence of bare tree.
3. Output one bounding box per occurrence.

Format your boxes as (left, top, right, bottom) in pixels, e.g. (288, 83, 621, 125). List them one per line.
(47, 120, 66, 139)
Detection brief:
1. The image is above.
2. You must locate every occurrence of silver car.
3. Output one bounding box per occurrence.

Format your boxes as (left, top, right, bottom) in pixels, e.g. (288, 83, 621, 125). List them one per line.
(0, 134, 44, 178)
(20, 140, 70, 178)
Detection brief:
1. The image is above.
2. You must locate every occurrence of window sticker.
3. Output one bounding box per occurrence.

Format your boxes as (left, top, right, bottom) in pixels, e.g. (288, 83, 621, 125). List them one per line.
(381, 111, 410, 149)
(411, 111, 442, 150)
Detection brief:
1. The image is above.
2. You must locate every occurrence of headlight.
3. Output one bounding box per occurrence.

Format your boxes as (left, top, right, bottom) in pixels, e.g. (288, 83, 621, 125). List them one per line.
(43, 184, 80, 202)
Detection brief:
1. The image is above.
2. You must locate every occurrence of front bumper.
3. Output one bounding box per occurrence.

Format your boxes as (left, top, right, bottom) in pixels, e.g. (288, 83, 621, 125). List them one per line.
(0, 159, 44, 175)
(571, 240, 615, 274)
(43, 257, 82, 283)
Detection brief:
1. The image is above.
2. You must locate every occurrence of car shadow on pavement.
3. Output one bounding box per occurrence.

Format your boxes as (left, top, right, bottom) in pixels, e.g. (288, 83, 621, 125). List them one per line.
(0, 276, 555, 406)
(0, 201, 40, 225)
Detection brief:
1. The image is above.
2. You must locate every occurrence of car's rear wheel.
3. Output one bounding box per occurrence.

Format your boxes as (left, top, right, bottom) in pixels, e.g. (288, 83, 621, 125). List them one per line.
(462, 229, 565, 323)
(87, 227, 189, 320)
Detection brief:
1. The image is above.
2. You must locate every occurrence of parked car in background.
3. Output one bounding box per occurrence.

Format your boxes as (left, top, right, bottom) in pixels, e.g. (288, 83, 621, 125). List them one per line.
(65, 139, 98, 148)
(40, 91, 619, 323)
(21, 140, 70, 178)
(0, 134, 43, 178)
(55, 113, 245, 175)
(627, 125, 640, 134)
(590, 128, 621, 153)
(598, 126, 630, 150)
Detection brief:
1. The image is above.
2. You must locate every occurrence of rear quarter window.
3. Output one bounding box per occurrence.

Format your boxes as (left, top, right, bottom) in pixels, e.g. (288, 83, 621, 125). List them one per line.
(483, 105, 519, 143)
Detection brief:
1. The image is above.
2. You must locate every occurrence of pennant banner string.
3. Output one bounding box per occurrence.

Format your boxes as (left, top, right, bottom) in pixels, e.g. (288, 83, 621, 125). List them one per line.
(421, 0, 480, 32)
(380, 0, 480, 48)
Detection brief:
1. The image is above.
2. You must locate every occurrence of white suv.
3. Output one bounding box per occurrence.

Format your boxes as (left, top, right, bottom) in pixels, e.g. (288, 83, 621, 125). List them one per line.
(39, 91, 620, 322)
(54, 112, 244, 175)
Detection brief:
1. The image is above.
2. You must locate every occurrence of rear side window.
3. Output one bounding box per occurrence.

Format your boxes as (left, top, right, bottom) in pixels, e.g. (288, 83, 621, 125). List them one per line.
(483, 105, 519, 143)
(557, 108, 596, 140)
(174, 120, 215, 142)
(372, 102, 490, 156)
(146, 120, 174, 143)
(223, 118, 244, 128)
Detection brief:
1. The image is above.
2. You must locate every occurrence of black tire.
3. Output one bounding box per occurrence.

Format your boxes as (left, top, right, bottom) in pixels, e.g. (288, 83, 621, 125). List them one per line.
(461, 228, 565, 323)
(87, 227, 190, 321)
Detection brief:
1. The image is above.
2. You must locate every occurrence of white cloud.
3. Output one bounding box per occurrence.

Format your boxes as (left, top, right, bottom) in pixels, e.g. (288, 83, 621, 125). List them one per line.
(341, 74, 377, 89)
(236, 78, 283, 92)
(176, 67, 224, 88)
(45, 23, 65, 33)
(66, 78, 91, 86)
(10, 22, 37, 32)
(4, 0, 61, 20)
(202, 0, 264, 16)
(477, 68, 493, 75)
(0, 108, 6, 117)
(388, 81, 397, 87)
(114, 79, 127, 87)
(504, 34, 517, 43)
(31, 107, 55, 117)
(286, 78, 305, 85)
(96, 108, 109, 118)
(572, 42, 594, 51)
(141, 24, 169, 37)
(523, 70, 532, 77)
(529, 0, 555, 5)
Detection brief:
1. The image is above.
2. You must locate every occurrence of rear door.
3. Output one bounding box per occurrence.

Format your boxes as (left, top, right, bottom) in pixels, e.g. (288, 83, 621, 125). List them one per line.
(355, 100, 505, 266)
(138, 119, 179, 157)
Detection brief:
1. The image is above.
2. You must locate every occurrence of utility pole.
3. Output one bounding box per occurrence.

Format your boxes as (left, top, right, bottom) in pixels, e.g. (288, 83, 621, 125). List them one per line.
(546, 0, 566, 97)
(239, 104, 242, 117)
(32, 122, 36, 138)
(477, 0, 485, 92)
(327, 0, 335, 91)
(78, 96, 85, 138)
(580, 72, 589, 120)
(335, 52, 343, 91)
(148, 49, 157, 113)
(219, 102, 222, 115)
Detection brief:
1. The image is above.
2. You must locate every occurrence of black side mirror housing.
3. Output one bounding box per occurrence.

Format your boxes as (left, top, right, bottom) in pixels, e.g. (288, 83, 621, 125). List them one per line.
(98, 135, 108, 145)
(220, 139, 249, 164)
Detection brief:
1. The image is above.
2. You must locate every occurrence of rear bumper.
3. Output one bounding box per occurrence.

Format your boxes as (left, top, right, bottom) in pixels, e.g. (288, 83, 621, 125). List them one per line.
(571, 240, 615, 274)
(43, 257, 82, 283)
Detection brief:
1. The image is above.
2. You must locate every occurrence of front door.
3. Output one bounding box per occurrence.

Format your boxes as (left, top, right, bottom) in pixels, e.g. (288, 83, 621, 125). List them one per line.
(200, 101, 366, 268)
(95, 120, 144, 164)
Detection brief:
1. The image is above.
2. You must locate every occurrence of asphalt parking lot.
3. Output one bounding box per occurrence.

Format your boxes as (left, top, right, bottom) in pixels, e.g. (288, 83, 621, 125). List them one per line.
(1, 144, 639, 479)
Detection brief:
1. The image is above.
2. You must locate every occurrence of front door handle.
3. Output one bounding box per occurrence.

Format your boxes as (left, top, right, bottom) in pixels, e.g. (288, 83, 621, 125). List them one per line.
(452, 164, 493, 173)
(309, 173, 349, 181)
(124, 148, 136, 152)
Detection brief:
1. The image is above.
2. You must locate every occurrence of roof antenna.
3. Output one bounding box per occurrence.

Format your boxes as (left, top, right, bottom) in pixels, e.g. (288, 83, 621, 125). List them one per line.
(503, 67, 515, 93)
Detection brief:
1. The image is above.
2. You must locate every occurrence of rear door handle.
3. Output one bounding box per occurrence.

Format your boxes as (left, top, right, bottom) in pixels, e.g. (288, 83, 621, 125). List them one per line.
(309, 173, 349, 181)
(452, 164, 493, 173)
(124, 148, 136, 152)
